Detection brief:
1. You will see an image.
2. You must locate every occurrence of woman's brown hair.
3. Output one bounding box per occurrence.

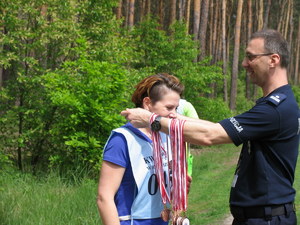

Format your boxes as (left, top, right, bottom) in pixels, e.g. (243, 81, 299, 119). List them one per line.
(131, 73, 184, 108)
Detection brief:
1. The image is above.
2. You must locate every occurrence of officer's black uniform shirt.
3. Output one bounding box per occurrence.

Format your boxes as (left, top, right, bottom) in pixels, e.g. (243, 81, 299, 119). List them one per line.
(219, 85, 300, 207)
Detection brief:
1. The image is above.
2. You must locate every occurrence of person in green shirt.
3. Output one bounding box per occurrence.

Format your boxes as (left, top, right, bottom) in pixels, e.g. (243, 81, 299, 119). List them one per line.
(176, 99, 199, 177)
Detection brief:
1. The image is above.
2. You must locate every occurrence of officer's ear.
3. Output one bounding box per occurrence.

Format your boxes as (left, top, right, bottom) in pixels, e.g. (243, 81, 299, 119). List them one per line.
(270, 53, 280, 68)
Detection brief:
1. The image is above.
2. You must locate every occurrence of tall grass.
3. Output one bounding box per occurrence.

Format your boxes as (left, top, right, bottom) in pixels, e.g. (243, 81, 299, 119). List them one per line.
(0, 145, 299, 225)
(0, 170, 100, 225)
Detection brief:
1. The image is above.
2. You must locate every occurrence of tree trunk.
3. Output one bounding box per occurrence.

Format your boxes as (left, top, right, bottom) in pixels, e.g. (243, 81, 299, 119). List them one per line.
(178, 0, 184, 20)
(216, 2, 222, 61)
(193, 0, 201, 40)
(257, 0, 263, 30)
(263, 0, 271, 29)
(288, 0, 294, 46)
(146, 0, 151, 16)
(287, 0, 294, 79)
(185, 0, 191, 33)
(128, 0, 135, 28)
(140, 0, 145, 20)
(199, 0, 210, 60)
(0, 26, 10, 87)
(208, 0, 215, 98)
(158, 0, 164, 26)
(116, 0, 123, 19)
(246, 0, 252, 100)
(212, 0, 219, 62)
(170, 0, 177, 26)
(222, 0, 228, 102)
(208, 0, 214, 60)
(284, 0, 291, 39)
(277, 0, 287, 33)
(230, 0, 243, 110)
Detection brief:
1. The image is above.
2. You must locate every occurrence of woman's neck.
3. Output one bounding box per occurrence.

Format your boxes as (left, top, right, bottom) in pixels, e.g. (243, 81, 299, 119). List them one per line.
(139, 127, 152, 139)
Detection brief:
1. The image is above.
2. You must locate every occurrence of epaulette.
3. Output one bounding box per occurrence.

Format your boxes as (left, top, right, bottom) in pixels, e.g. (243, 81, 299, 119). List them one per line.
(266, 93, 287, 106)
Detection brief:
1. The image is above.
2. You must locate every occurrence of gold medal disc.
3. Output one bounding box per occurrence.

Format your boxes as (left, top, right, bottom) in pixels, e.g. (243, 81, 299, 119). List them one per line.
(161, 208, 171, 222)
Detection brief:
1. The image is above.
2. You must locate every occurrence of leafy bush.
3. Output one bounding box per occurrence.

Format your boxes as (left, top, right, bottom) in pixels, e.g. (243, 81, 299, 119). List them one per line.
(292, 85, 300, 107)
(42, 57, 128, 175)
(195, 97, 233, 122)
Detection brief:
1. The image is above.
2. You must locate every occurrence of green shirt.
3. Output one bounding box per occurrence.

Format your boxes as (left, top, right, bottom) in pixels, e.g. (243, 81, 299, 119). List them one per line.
(177, 99, 199, 176)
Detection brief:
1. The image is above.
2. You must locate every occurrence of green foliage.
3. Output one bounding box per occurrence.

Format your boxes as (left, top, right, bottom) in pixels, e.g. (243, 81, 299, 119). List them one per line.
(78, 0, 137, 65)
(234, 78, 257, 114)
(131, 20, 198, 72)
(292, 85, 300, 107)
(0, 0, 84, 70)
(195, 97, 233, 122)
(130, 19, 225, 120)
(0, 0, 131, 177)
(42, 57, 128, 174)
(0, 151, 12, 171)
(0, 0, 91, 174)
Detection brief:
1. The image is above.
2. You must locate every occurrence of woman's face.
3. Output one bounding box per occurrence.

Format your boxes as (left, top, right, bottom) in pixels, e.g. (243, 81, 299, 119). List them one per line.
(146, 89, 180, 118)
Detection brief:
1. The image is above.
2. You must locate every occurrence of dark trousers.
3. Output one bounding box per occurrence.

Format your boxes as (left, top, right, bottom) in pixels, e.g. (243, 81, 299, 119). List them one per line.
(232, 211, 297, 225)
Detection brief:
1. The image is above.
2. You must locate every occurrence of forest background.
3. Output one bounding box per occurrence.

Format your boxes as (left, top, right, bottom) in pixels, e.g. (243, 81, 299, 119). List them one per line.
(0, 0, 300, 184)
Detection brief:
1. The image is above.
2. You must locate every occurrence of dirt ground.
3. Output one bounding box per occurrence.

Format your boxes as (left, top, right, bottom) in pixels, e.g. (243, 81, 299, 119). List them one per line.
(222, 214, 233, 225)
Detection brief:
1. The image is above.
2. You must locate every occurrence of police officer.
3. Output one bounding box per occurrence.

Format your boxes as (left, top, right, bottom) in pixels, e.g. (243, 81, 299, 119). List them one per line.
(121, 29, 299, 225)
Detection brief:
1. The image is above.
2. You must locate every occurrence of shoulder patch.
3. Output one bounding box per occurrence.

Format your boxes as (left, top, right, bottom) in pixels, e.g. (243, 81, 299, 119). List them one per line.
(266, 93, 287, 106)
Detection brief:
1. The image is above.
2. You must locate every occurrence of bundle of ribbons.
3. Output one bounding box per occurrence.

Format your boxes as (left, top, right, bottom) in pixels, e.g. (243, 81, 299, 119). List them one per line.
(150, 114, 190, 225)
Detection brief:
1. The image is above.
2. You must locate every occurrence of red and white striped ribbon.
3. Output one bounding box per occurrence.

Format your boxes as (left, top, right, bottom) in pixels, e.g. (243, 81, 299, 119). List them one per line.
(150, 113, 171, 205)
(170, 118, 187, 212)
(150, 113, 187, 213)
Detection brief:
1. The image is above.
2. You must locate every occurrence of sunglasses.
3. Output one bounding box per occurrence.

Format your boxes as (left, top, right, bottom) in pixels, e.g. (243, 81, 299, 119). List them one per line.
(245, 52, 274, 62)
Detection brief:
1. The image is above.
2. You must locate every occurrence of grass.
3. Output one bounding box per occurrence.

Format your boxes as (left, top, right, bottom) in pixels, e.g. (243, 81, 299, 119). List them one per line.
(0, 171, 100, 225)
(0, 145, 299, 225)
(187, 145, 240, 224)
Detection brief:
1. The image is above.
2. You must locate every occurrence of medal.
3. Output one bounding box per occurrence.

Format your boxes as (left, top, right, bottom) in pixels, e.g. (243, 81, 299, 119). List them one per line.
(150, 114, 190, 224)
(161, 208, 171, 222)
(181, 217, 190, 225)
(172, 214, 178, 225)
(176, 216, 183, 225)
(175, 216, 190, 225)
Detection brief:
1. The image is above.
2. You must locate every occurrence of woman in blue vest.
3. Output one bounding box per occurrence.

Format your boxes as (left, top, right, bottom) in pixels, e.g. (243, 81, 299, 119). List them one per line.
(97, 73, 186, 225)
